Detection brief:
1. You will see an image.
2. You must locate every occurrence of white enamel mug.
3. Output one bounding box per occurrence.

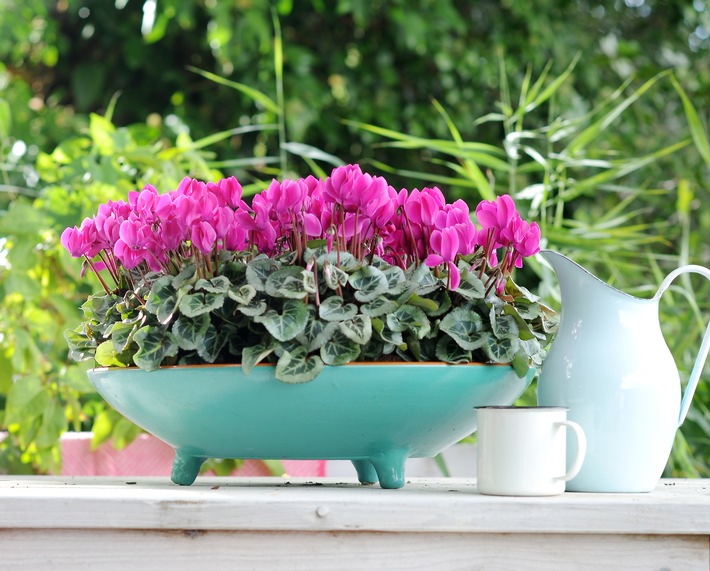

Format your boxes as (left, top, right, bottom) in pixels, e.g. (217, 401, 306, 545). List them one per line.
(476, 406, 587, 496)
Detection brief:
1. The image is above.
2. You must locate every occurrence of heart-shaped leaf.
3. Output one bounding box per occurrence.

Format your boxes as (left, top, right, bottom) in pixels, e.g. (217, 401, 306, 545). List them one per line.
(178, 291, 225, 317)
(254, 299, 308, 341)
(319, 296, 358, 321)
(349, 265, 388, 302)
(275, 347, 324, 383)
(322, 260, 349, 290)
(339, 315, 372, 345)
(172, 313, 210, 351)
(246, 257, 280, 291)
(109, 321, 138, 353)
(382, 265, 408, 295)
(386, 305, 430, 339)
(435, 336, 473, 364)
(195, 275, 231, 294)
(145, 276, 179, 324)
(197, 323, 227, 363)
(320, 329, 361, 365)
(483, 335, 520, 363)
(266, 266, 317, 298)
(361, 296, 398, 317)
(490, 309, 519, 339)
(439, 307, 487, 350)
(171, 264, 196, 289)
(236, 296, 267, 317)
(241, 340, 277, 375)
(455, 270, 486, 300)
(297, 308, 339, 351)
(228, 284, 257, 305)
(133, 325, 179, 371)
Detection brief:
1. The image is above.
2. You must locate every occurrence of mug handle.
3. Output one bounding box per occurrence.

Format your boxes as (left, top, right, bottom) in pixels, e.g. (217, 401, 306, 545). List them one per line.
(554, 420, 587, 482)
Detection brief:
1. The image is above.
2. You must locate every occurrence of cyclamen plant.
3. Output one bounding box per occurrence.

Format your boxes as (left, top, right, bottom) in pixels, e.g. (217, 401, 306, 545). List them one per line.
(63, 164, 556, 382)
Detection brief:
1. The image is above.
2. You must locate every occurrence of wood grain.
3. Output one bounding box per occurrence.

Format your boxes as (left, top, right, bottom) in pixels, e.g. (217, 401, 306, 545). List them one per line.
(0, 477, 708, 569)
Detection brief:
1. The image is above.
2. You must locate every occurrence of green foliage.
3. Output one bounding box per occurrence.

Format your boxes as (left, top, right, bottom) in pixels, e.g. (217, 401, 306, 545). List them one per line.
(66, 245, 556, 383)
(2, 1, 710, 478)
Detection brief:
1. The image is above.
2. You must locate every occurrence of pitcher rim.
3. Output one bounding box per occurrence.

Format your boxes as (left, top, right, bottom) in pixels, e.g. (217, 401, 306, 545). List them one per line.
(540, 249, 657, 303)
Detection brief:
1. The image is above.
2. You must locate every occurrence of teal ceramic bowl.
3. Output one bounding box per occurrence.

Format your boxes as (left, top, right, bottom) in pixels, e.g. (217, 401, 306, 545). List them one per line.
(89, 363, 534, 488)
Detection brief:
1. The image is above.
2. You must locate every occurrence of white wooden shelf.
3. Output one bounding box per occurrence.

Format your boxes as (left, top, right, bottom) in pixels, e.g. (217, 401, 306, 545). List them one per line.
(1, 476, 708, 570)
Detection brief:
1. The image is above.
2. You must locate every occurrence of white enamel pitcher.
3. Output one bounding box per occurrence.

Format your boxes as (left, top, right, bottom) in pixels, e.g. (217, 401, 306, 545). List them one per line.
(537, 250, 710, 492)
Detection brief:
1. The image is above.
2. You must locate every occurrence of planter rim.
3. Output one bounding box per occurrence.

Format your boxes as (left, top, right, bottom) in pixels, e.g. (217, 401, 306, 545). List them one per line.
(90, 361, 512, 373)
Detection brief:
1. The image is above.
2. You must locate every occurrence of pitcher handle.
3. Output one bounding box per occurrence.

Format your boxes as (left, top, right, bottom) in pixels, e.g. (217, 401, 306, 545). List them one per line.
(655, 265, 710, 427)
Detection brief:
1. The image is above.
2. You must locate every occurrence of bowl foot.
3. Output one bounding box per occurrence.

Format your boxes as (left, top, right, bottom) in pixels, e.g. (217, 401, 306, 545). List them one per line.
(351, 460, 378, 485)
(171, 449, 206, 486)
(358, 449, 407, 489)
(371, 450, 407, 489)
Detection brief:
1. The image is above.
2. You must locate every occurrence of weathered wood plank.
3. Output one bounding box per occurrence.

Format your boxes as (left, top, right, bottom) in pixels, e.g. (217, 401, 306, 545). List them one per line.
(0, 529, 706, 571)
(0, 477, 708, 535)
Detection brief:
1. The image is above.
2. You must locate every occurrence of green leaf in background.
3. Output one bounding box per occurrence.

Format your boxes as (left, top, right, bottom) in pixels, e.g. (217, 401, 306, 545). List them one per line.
(188, 66, 280, 115)
(0, 97, 11, 139)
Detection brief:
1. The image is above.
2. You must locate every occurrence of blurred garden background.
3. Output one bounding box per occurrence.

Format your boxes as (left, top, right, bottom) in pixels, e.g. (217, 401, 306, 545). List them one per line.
(1, 0, 710, 477)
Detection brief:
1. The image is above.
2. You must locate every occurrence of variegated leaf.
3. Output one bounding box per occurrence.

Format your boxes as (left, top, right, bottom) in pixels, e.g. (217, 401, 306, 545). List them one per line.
(195, 275, 231, 293)
(275, 347, 324, 383)
(319, 296, 358, 322)
(171, 313, 210, 351)
(339, 315, 372, 345)
(483, 335, 520, 363)
(361, 296, 398, 317)
(435, 336, 473, 364)
(178, 291, 225, 318)
(439, 307, 487, 350)
(241, 340, 277, 375)
(320, 329, 361, 365)
(265, 266, 317, 298)
(253, 299, 308, 341)
(132, 325, 179, 371)
(349, 265, 388, 302)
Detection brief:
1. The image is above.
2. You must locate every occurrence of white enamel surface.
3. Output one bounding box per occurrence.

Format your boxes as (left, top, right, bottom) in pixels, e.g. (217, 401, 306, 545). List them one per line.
(537, 250, 698, 492)
(476, 407, 586, 496)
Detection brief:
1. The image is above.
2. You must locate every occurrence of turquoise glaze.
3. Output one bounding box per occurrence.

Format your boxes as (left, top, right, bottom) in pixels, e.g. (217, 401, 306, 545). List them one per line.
(89, 363, 533, 488)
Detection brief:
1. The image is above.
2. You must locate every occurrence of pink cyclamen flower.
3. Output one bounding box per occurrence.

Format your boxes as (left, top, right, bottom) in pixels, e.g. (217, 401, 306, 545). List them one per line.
(426, 226, 462, 290)
(113, 218, 155, 269)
